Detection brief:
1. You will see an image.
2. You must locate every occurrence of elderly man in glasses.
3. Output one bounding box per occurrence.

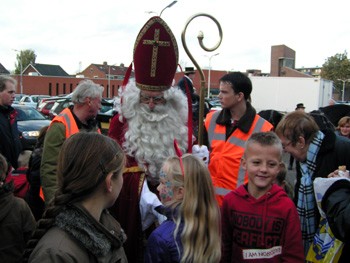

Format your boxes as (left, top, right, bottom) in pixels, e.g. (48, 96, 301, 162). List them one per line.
(108, 16, 189, 262)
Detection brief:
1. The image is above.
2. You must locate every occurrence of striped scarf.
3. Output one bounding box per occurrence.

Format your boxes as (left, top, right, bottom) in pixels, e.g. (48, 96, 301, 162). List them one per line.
(297, 131, 324, 254)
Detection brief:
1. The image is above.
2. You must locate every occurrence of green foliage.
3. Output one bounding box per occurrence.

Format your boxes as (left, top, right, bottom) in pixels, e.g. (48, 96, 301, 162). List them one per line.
(321, 51, 350, 98)
(14, 49, 37, 74)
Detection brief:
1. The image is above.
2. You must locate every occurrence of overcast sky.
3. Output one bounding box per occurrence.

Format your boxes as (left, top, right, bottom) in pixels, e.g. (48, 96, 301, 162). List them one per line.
(2, 0, 349, 75)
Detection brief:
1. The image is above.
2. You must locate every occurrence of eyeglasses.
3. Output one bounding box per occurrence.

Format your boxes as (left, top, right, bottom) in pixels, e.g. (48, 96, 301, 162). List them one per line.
(140, 94, 166, 104)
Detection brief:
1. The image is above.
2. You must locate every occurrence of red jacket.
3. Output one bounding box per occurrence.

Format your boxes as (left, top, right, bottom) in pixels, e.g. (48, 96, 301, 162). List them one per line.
(221, 184, 304, 263)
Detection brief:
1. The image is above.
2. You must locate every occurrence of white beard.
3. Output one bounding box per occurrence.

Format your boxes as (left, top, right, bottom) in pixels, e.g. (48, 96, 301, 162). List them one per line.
(119, 79, 188, 183)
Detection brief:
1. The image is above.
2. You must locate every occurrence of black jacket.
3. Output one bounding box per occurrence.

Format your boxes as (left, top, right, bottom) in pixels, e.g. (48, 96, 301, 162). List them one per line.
(322, 179, 350, 263)
(26, 147, 45, 221)
(295, 130, 350, 226)
(177, 75, 194, 97)
(0, 105, 21, 169)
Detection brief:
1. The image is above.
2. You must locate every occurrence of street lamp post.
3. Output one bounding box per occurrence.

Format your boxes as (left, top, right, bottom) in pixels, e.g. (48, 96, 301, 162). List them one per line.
(108, 65, 111, 98)
(337, 78, 350, 102)
(206, 53, 219, 98)
(159, 1, 177, 17)
(13, 49, 23, 94)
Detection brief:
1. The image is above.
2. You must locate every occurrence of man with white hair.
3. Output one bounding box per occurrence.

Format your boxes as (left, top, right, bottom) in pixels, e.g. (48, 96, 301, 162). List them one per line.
(40, 79, 103, 204)
(108, 16, 189, 262)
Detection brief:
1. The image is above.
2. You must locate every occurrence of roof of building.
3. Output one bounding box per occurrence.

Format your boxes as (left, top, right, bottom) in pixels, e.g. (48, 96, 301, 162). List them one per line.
(90, 63, 131, 76)
(25, 63, 70, 76)
(0, 63, 10, 74)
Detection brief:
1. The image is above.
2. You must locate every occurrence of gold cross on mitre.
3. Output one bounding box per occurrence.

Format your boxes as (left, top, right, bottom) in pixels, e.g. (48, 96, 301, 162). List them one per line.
(143, 29, 170, 77)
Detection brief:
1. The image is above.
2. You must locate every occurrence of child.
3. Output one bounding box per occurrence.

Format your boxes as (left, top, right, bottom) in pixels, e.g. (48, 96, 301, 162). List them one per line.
(5, 150, 31, 198)
(25, 133, 127, 262)
(275, 162, 294, 199)
(0, 153, 36, 262)
(221, 132, 304, 262)
(145, 154, 221, 263)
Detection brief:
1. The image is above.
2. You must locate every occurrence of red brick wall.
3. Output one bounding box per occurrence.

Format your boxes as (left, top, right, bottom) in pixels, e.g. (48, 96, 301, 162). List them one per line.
(11, 75, 123, 98)
(280, 67, 312, 78)
(81, 64, 106, 79)
(270, 45, 296, 77)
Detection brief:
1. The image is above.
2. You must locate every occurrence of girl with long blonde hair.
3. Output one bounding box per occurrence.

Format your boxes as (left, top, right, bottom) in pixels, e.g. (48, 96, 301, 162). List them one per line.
(145, 154, 221, 263)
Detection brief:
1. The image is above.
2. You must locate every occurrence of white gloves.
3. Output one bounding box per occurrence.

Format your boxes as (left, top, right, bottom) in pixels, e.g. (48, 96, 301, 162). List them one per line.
(139, 180, 166, 231)
(192, 145, 209, 166)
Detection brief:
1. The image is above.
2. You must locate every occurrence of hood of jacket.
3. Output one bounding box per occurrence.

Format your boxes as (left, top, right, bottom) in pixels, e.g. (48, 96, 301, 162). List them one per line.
(234, 183, 287, 202)
(55, 203, 126, 258)
(233, 184, 288, 247)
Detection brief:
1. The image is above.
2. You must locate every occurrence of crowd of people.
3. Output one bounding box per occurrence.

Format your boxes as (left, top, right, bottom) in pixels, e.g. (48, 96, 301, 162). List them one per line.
(1, 15, 350, 263)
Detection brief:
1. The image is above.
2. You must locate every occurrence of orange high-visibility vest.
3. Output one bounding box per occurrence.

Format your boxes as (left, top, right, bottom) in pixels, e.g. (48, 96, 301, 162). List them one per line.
(39, 108, 101, 201)
(205, 110, 273, 206)
(50, 108, 80, 137)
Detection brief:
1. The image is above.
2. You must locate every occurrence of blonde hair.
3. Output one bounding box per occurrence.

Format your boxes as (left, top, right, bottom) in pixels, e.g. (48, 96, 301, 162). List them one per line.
(163, 154, 221, 263)
(337, 116, 350, 129)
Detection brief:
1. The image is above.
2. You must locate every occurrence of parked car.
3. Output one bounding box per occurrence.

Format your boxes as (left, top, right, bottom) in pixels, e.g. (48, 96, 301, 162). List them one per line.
(206, 97, 222, 112)
(37, 100, 56, 117)
(49, 98, 73, 119)
(97, 100, 114, 134)
(19, 95, 51, 108)
(13, 105, 51, 150)
(37, 94, 72, 110)
(13, 94, 26, 104)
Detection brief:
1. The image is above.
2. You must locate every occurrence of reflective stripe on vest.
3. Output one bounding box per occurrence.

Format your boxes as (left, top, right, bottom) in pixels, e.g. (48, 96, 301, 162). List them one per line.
(49, 108, 79, 138)
(213, 117, 269, 196)
(207, 111, 221, 149)
(59, 111, 73, 136)
(50, 108, 101, 138)
(205, 111, 272, 202)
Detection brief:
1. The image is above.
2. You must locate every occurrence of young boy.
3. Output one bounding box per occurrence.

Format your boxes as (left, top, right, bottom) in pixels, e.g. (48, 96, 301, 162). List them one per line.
(0, 153, 36, 262)
(221, 132, 304, 262)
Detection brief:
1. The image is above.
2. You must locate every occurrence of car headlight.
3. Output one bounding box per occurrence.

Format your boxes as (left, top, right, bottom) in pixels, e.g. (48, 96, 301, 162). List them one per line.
(22, 131, 40, 138)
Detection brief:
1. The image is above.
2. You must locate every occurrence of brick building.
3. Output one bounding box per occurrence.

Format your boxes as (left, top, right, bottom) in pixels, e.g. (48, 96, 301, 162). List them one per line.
(8, 44, 321, 97)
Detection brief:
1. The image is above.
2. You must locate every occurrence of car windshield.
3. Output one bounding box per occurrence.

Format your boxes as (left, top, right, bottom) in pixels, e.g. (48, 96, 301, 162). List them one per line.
(15, 107, 46, 121)
(14, 94, 25, 102)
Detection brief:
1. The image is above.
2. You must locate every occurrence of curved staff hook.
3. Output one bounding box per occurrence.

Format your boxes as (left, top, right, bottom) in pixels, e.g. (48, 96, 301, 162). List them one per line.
(181, 13, 223, 146)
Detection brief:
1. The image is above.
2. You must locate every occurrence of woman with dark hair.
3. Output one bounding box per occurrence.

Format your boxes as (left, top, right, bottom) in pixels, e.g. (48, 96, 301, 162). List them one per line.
(275, 111, 350, 254)
(25, 133, 127, 262)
